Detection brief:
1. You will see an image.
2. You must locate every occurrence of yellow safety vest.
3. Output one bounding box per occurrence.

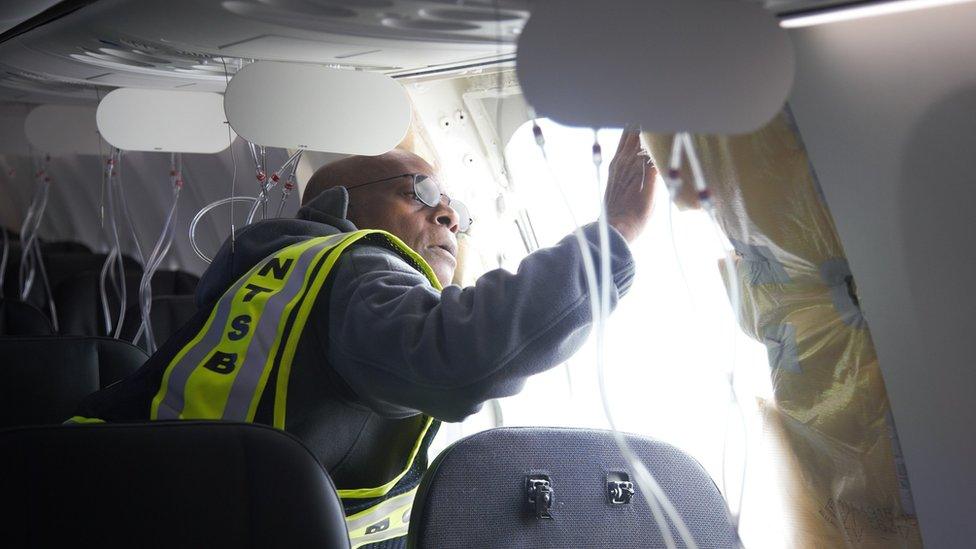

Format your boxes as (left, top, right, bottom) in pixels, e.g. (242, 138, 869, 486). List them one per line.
(146, 229, 441, 548)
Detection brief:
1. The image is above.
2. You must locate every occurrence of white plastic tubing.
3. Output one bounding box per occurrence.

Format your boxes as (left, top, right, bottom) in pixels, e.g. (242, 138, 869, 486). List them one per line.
(189, 143, 303, 264)
(99, 149, 129, 338)
(667, 133, 749, 531)
(17, 157, 58, 330)
(0, 226, 8, 297)
(98, 150, 188, 350)
(527, 124, 751, 548)
(526, 121, 699, 549)
(132, 153, 184, 353)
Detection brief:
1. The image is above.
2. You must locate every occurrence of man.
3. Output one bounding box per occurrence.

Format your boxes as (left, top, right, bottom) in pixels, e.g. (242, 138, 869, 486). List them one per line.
(74, 131, 656, 547)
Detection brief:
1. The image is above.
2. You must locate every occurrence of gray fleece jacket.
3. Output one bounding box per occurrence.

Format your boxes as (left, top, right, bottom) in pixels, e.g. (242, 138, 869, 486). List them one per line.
(76, 186, 636, 487)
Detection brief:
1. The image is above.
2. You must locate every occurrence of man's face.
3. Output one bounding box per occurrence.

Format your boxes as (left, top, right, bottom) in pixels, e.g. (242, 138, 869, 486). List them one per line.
(346, 161, 460, 287)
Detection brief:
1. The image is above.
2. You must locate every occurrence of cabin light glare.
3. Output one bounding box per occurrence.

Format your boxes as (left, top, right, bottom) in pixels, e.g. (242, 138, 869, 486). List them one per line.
(779, 0, 976, 28)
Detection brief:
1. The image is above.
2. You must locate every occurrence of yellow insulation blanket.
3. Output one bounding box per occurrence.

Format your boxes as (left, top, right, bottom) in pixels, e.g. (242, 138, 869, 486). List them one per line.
(643, 112, 922, 548)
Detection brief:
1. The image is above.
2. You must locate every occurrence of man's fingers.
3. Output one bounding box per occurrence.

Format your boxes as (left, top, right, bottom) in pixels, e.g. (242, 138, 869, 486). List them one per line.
(615, 128, 640, 155)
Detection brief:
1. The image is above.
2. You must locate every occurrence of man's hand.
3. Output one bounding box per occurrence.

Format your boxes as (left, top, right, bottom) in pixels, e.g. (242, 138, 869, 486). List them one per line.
(605, 130, 657, 243)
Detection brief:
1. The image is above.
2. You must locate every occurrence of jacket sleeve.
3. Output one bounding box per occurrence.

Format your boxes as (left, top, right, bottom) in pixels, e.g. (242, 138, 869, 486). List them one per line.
(323, 223, 636, 422)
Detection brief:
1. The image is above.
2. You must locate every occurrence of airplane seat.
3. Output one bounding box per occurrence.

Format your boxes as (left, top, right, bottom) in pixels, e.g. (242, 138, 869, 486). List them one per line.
(407, 427, 739, 549)
(3, 252, 140, 312)
(44, 252, 140, 291)
(0, 422, 351, 548)
(0, 336, 147, 428)
(40, 240, 92, 254)
(55, 269, 199, 337)
(0, 298, 55, 336)
(54, 269, 141, 336)
(120, 294, 197, 351)
(151, 269, 200, 295)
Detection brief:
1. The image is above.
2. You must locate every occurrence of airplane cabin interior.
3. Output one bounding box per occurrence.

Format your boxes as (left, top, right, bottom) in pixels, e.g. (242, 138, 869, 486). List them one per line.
(0, 1, 973, 548)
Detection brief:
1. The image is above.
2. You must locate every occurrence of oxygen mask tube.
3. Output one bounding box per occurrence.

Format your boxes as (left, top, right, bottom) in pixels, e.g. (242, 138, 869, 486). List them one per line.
(98, 154, 118, 335)
(99, 149, 129, 338)
(274, 148, 304, 218)
(134, 153, 184, 352)
(248, 142, 266, 187)
(113, 150, 146, 269)
(247, 147, 304, 223)
(191, 138, 253, 263)
(31, 233, 57, 331)
(528, 120, 698, 549)
(667, 133, 749, 534)
(19, 158, 50, 299)
(0, 168, 17, 295)
(246, 142, 269, 224)
(17, 157, 58, 329)
(261, 145, 269, 220)
(190, 195, 259, 263)
(594, 131, 705, 549)
(110, 149, 131, 338)
(0, 227, 8, 298)
(16, 166, 40, 298)
(191, 146, 305, 264)
(0, 166, 22, 297)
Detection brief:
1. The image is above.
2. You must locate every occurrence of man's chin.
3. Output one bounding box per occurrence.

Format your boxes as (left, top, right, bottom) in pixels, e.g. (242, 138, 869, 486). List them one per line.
(433, 265, 455, 288)
(420, 251, 456, 286)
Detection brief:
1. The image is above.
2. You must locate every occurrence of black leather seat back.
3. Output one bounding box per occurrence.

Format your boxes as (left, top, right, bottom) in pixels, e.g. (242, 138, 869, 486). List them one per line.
(41, 240, 92, 254)
(0, 336, 147, 428)
(121, 295, 198, 351)
(0, 422, 351, 549)
(5, 252, 140, 311)
(408, 427, 739, 549)
(54, 269, 142, 336)
(56, 269, 199, 337)
(0, 298, 54, 335)
(150, 269, 200, 295)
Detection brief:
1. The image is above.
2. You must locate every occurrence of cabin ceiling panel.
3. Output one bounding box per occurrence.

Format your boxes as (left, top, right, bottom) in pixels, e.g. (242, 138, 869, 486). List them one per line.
(0, 0, 531, 103)
(0, 0, 890, 104)
(0, 0, 62, 36)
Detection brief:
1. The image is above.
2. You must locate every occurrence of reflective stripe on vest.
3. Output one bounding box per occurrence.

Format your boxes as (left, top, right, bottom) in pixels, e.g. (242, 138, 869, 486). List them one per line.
(346, 488, 418, 548)
(148, 229, 443, 546)
(341, 416, 436, 548)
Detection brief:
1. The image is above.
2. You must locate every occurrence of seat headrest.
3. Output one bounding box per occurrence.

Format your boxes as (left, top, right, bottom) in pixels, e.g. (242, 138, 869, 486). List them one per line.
(150, 270, 200, 295)
(408, 427, 738, 549)
(55, 269, 200, 337)
(0, 298, 54, 336)
(0, 422, 351, 548)
(7, 253, 140, 311)
(40, 241, 92, 255)
(121, 294, 197, 351)
(0, 336, 147, 428)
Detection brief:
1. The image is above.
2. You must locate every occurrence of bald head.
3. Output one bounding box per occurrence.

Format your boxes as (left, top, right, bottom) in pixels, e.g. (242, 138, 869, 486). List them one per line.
(302, 149, 434, 206)
(302, 149, 460, 287)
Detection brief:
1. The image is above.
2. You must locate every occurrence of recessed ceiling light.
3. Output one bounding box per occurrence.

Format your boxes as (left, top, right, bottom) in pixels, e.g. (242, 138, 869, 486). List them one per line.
(780, 0, 976, 28)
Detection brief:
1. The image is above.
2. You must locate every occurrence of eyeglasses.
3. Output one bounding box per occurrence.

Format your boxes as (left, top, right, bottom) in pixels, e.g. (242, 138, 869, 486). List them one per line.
(345, 173, 473, 233)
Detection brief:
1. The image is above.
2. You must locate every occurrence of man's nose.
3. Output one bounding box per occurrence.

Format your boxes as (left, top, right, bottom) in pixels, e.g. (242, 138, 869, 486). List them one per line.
(433, 197, 460, 234)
